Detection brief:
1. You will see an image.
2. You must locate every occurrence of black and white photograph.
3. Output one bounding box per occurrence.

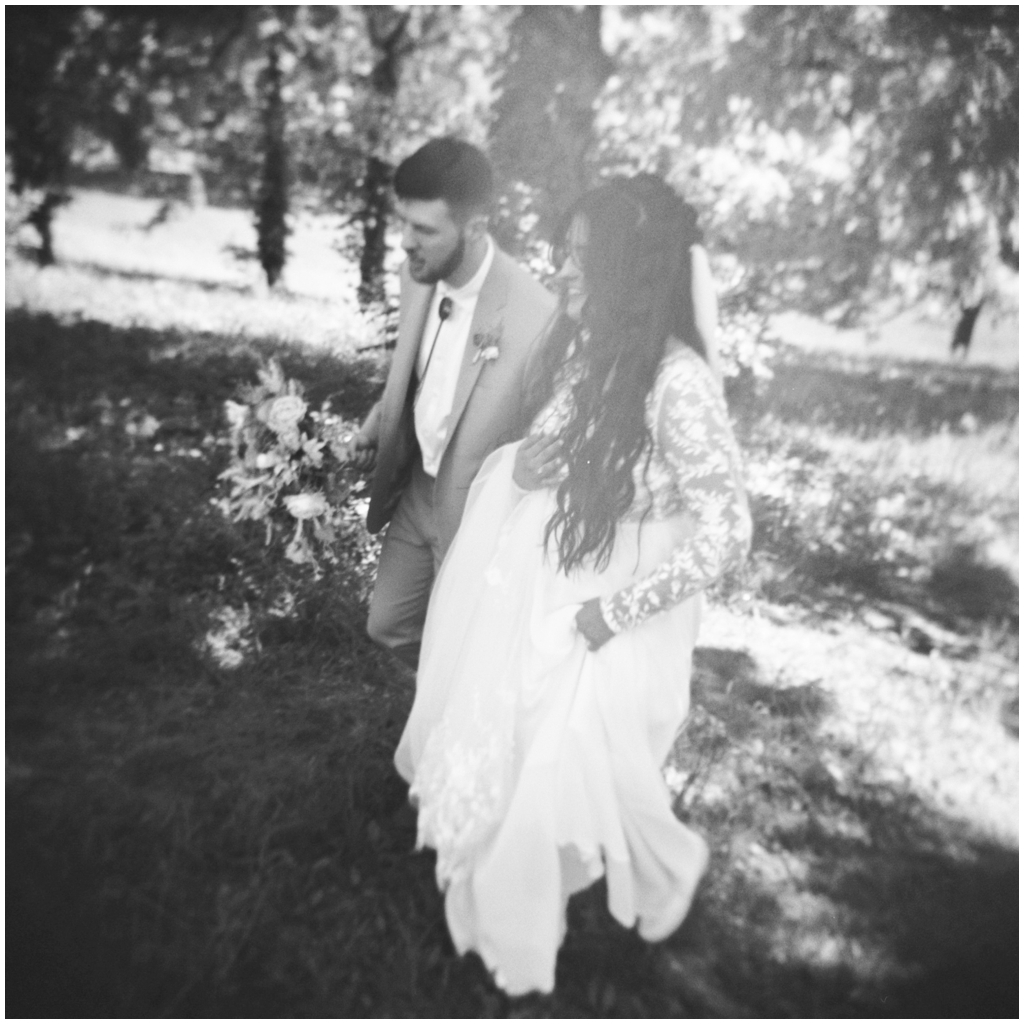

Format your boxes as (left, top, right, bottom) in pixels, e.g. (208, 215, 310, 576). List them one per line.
(6, 4, 1018, 1017)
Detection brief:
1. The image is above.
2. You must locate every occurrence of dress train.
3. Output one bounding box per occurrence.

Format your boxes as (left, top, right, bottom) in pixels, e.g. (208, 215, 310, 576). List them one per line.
(395, 443, 708, 995)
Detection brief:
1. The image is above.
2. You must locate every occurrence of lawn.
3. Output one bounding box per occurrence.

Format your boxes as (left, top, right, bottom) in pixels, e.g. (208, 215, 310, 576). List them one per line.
(6, 191, 1019, 1017)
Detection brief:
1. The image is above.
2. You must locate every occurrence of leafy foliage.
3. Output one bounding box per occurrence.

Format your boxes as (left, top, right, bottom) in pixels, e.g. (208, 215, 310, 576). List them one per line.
(735, 6, 1016, 316)
(6, 5, 1017, 335)
(490, 7, 613, 250)
(598, 6, 1018, 325)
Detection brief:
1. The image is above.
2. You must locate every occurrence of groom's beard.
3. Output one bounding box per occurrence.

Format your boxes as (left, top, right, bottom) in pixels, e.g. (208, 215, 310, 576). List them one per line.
(415, 232, 466, 285)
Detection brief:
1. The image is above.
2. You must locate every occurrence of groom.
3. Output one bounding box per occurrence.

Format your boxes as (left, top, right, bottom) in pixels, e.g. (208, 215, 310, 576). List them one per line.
(348, 138, 557, 669)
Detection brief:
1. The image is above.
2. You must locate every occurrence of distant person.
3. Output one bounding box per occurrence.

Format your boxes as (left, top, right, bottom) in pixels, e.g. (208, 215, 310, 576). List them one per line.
(344, 138, 557, 669)
(950, 300, 985, 359)
(395, 174, 751, 995)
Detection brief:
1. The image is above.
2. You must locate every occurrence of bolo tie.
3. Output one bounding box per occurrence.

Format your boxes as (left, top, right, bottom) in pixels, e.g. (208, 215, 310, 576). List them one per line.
(414, 295, 454, 405)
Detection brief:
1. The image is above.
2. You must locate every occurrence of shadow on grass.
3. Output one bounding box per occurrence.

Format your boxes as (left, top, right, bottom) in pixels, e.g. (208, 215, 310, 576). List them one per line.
(737, 408, 1018, 644)
(8, 627, 1015, 1016)
(738, 351, 1019, 435)
(57, 258, 356, 308)
(929, 545, 1020, 624)
(6, 309, 1018, 1016)
(61, 257, 260, 295)
(662, 647, 1019, 1018)
(6, 309, 384, 420)
(747, 525, 1020, 641)
(6, 310, 384, 651)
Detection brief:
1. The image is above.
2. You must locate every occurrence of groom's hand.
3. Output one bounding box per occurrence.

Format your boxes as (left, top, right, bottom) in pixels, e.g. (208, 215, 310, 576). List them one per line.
(343, 432, 377, 474)
(513, 434, 562, 491)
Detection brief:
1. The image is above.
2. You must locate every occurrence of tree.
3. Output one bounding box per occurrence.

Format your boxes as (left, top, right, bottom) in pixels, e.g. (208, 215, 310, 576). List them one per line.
(489, 6, 613, 252)
(5, 5, 511, 298)
(356, 6, 414, 311)
(6, 7, 253, 260)
(60, 8, 164, 174)
(256, 36, 289, 288)
(732, 6, 1017, 325)
(5, 6, 80, 264)
(341, 6, 507, 313)
(598, 6, 1018, 335)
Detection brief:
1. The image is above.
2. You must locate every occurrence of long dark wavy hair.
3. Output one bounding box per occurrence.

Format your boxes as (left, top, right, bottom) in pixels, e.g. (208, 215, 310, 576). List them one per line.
(525, 174, 707, 575)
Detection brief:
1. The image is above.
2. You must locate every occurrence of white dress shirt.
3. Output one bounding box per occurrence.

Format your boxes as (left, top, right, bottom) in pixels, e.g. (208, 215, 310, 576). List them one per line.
(414, 236, 495, 477)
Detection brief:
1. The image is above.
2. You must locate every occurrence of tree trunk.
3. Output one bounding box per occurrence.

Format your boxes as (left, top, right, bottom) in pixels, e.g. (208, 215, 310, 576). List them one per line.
(358, 155, 392, 309)
(950, 301, 984, 358)
(26, 191, 67, 267)
(6, 8, 78, 266)
(256, 41, 288, 288)
(490, 6, 613, 250)
(358, 7, 411, 313)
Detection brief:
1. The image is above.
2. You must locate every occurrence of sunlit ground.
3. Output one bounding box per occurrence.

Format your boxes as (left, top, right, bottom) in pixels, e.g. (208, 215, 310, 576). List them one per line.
(6, 189, 395, 351)
(773, 302, 1018, 369)
(6, 188, 1018, 1016)
(13, 188, 1020, 365)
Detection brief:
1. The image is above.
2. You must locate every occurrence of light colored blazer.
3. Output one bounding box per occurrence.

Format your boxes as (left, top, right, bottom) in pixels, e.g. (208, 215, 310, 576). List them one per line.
(364, 245, 557, 555)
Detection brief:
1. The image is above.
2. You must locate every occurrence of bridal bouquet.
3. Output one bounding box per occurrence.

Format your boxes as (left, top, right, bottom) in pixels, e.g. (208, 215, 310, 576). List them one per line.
(215, 359, 361, 568)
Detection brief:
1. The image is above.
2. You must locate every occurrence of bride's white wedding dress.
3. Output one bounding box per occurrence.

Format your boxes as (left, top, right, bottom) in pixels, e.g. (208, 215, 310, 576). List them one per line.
(395, 345, 750, 995)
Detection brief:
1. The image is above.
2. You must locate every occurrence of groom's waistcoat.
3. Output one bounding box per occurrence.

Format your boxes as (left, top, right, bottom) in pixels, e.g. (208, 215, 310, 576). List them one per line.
(367, 247, 556, 556)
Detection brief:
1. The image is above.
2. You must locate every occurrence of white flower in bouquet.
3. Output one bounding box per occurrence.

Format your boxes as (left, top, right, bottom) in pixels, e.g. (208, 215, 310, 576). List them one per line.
(224, 400, 250, 431)
(284, 492, 330, 521)
(301, 435, 325, 467)
(255, 452, 280, 470)
(265, 395, 308, 436)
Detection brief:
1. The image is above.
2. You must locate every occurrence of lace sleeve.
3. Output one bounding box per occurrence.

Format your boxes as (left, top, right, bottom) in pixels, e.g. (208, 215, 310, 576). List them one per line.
(599, 354, 751, 634)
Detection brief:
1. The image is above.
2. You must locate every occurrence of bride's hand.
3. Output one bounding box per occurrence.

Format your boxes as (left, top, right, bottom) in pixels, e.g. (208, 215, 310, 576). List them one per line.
(513, 434, 562, 491)
(576, 598, 615, 651)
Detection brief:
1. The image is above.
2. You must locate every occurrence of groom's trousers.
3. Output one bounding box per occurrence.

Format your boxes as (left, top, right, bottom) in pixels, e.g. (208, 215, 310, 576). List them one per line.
(366, 458, 445, 670)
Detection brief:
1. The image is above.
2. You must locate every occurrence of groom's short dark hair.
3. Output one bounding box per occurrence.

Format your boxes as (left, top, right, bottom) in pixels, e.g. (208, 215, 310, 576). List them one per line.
(394, 138, 493, 219)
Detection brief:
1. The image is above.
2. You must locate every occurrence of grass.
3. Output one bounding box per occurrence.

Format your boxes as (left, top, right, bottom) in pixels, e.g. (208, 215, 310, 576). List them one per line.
(730, 352, 1018, 639)
(6, 192, 1020, 1016)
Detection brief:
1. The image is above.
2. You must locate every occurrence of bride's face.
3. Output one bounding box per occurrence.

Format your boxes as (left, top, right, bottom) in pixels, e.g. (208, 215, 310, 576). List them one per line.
(554, 216, 589, 322)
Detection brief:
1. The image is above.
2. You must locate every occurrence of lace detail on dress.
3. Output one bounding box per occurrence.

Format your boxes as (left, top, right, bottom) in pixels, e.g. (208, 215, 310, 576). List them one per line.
(526, 345, 750, 634)
(599, 347, 751, 632)
(410, 682, 516, 888)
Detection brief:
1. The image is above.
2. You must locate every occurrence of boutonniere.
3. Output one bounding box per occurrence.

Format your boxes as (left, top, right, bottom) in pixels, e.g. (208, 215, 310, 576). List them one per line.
(472, 324, 503, 365)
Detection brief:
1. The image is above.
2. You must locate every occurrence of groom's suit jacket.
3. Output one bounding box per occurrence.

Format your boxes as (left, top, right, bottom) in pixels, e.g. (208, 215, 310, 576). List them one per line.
(364, 245, 557, 556)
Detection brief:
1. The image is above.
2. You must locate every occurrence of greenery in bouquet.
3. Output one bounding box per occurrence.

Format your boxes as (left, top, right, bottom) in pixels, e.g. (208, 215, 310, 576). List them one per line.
(216, 359, 363, 569)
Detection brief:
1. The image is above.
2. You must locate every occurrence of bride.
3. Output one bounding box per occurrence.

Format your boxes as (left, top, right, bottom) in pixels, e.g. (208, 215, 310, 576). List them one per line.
(394, 174, 752, 996)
